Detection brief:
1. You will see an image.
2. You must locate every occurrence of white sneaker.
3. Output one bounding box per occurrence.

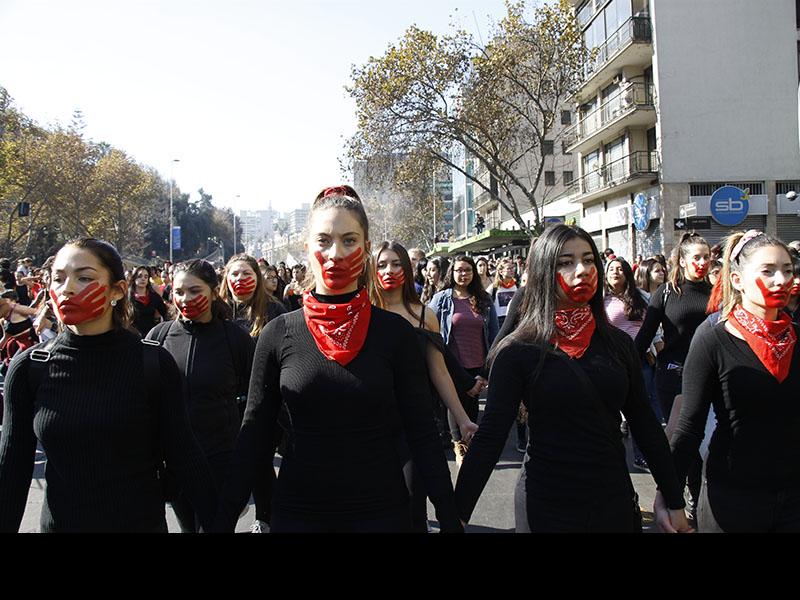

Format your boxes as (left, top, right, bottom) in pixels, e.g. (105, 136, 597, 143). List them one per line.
(250, 519, 269, 533)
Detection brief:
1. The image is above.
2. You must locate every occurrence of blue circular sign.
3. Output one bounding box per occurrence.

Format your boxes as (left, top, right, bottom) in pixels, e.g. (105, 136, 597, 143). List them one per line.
(632, 193, 650, 231)
(710, 186, 749, 226)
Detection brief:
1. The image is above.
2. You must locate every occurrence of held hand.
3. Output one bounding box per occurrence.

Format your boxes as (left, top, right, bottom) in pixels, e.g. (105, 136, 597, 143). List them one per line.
(466, 380, 483, 397)
(458, 420, 479, 444)
(654, 491, 695, 533)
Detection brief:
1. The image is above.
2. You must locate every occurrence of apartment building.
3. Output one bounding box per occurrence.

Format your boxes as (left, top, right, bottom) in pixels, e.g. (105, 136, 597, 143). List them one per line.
(566, 0, 800, 259)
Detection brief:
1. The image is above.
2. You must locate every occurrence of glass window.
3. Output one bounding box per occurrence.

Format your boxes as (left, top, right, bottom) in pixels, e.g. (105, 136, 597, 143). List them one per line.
(563, 171, 574, 185)
(545, 171, 556, 186)
(542, 140, 554, 155)
(561, 110, 572, 125)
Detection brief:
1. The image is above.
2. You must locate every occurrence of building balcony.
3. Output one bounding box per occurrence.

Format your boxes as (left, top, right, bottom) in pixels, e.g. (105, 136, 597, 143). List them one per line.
(576, 16, 653, 102)
(565, 82, 656, 154)
(570, 150, 659, 204)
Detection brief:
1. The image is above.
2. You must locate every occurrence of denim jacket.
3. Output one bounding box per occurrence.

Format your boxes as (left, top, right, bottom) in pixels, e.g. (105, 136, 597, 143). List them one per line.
(428, 288, 499, 361)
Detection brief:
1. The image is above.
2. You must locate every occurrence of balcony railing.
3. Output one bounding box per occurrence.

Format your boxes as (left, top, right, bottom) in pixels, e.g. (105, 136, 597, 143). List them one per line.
(564, 82, 654, 147)
(575, 150, 658, 196)
(584, 16, 652, 81)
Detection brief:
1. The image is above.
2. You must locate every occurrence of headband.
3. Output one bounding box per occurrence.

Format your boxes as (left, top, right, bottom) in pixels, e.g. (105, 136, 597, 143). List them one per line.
(730, 230, 763, 263)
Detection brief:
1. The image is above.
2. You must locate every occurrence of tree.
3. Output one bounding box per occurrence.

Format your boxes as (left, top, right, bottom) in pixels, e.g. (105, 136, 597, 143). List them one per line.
(347, 0, 588, 236)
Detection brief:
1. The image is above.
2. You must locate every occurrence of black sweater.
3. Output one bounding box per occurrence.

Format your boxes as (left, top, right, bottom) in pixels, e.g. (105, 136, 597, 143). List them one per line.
(0, 328, 218, 532)
(672, 320, 800, 490)
(634, 280, 711, 365)
(131, 291, 169, 338)
(212, 298, 461, 531)
(146, 318, 255, 458)
(455, 328, 685, 522)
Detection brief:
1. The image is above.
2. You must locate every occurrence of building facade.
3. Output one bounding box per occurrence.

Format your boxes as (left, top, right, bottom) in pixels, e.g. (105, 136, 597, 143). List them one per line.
(566, 0, 800, 259)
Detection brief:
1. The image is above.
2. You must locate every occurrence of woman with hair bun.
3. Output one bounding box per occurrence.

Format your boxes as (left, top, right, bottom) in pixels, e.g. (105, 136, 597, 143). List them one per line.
(213, 186, 461, 533)
(146, 259, 254, 533)
(455, 225, 688, 532)
(0, 239, 217, 532)
(657, 230, 800, 532)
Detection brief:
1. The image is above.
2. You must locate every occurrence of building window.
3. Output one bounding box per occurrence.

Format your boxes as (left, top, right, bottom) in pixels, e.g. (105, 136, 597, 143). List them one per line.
(690, 182, 765, 196)
(563, 171, 574, 185)
(562, 141, 572, 155)
(545, 171, 556, 186)
(561, 110, 572, 125)
(542, 140, 554, 155)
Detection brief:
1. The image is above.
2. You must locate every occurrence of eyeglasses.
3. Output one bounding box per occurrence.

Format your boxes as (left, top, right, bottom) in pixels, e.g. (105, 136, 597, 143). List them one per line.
(265, 276, 278, 281)
(454, 269, 473, 275)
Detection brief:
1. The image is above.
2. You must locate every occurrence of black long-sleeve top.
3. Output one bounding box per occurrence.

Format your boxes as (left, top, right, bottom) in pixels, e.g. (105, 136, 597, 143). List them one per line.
(132, 291, 169, 338)
(230, 299, 288, 338)
(212, 293, 461, 531)
(634, 280, 711, 365)
(455, 328, 685, 522)
(0, 328, 218, 532)
(672, 320, 800, 491)
(146, 318, 254, 458)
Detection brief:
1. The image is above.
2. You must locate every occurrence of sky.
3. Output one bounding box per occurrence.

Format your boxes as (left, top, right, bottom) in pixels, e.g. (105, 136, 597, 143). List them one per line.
(0, 0, 511, 214)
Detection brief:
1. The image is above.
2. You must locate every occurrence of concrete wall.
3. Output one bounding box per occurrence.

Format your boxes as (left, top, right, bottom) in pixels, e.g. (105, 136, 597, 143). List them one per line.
(652, 0, 800, 182)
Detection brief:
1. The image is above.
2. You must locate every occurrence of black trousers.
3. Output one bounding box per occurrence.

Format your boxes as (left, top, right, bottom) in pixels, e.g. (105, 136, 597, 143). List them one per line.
(655, 362, 702, 506)
(526, 493, 642, 533)
(271, 505, 413, 533)
(171, 450, 231, 533)
(447, 366, 482, 443)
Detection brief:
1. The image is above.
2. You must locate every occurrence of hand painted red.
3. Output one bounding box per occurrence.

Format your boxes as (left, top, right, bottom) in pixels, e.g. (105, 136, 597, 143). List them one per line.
(49, 282, 108, 325)
(314, 246, 364, 291)
(378, 269, 405, 291)
(556, 268, 598, 304)
(229, 276, 256, 297)
(755, 277, 790, 309)
(176, 294, 210, 320)
(692, 261, 709, 279)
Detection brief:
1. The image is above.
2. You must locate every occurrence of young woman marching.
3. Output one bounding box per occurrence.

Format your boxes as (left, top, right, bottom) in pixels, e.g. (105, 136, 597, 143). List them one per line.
(145, 259, 254, 533)
(218, 254, 287, 533)
(373, 241, 480, 531)
(0, 239, 217, 532)
(656, 231, 800, 532)
(212, 186, 461, 533)
(634, 232, 711, 519)
(420, 258, 445, 305)
(455, 225, 690, 533)
(485, 258, 518, 329)
(128, 265, 170, 337)
(429, 256, 499, 465)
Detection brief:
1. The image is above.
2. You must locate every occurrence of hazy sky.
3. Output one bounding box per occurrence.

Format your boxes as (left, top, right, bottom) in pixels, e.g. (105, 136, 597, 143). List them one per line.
(0, 0, 511, 214)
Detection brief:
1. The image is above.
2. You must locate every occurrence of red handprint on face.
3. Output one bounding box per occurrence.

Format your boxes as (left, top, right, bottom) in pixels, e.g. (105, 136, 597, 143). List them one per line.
(49, 282, 109, 325)
(176, 294, 210, 320)
(378, 270, 405, 291)
(556, 268, 598, 304)
(229, 276, 256, 297)
(314, 247, 364, 291)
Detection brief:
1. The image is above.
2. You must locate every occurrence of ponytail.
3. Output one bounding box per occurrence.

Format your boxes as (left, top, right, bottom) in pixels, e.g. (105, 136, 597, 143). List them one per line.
(668, 231, 709, 294)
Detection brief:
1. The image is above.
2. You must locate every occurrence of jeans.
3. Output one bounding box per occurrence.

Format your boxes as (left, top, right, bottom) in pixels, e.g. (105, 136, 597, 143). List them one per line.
(698, 468, 800, 533)
(631, 359, 664, 463)
(448, 367, 482, 443)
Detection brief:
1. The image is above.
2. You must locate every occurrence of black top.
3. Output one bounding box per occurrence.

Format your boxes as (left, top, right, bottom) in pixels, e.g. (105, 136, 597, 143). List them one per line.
(131, 291, 169, 338)
(634, 280, 712, 365)
(455, 328, 685, 522)
(146, 318, 255, 458)
(0, 328, 218, 532)
(230, 299, 288, 338)
(212, 293, 461, 531)
(672, 320, 800, 491)
(0, 268, 14, 291)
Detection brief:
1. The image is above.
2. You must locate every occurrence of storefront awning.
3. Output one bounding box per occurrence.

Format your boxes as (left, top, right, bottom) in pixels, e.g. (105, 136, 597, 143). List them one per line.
(432, 229, 531, 257)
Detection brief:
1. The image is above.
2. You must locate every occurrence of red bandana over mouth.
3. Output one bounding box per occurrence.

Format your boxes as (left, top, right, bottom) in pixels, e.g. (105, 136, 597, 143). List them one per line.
(50, 282, 108, 325)
(302, 288, 372, 366)
(315, 247, 364, 291)
(552, 306, 596, 359)
(229, 276, 257, 297)
(378, 270, 405, 291)
(729, 305, 796, 382)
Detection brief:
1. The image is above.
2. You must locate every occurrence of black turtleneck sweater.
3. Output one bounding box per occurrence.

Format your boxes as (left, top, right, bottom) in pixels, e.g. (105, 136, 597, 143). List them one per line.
(634, 280, 712, 365)
(131, 291, 169, 337)
(212, 290, 461, 532)
(146, 318, 254, 458)
(0, 328, 218, 532)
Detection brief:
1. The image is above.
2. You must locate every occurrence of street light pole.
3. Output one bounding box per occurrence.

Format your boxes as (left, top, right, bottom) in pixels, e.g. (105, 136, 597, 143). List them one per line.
(168, 158, 180, 263)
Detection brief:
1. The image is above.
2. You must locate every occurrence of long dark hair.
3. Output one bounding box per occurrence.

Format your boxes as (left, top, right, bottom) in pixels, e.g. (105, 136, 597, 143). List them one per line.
(441, 255, 491, 314)
(219, 253, 274, 338)
(488, 224, 625, 373)
(57, 238, 132, 331)
(604, 257, 647, 321)
(420, 257, 444, 304)
(127, 265, 155, 302)
(172, 259, 231, 320)
(371, 241, 424, 321)
(634, 257, 661, 293)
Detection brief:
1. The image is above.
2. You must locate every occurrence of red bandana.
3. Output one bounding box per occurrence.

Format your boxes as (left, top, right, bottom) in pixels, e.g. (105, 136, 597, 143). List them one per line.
(499, 280, 517, 289)
(729, 305, 796, 382)
(552, 306, 596, 359)
(135, 292, 151, 306)
(302, 289, 372, 366)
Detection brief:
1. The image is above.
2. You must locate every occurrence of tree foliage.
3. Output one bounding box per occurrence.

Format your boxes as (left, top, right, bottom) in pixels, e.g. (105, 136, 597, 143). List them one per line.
(346, 0, 588, 236)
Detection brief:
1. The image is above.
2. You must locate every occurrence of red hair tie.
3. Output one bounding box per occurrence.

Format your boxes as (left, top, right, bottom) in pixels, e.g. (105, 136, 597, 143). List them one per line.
(322, 186, 352, 199)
